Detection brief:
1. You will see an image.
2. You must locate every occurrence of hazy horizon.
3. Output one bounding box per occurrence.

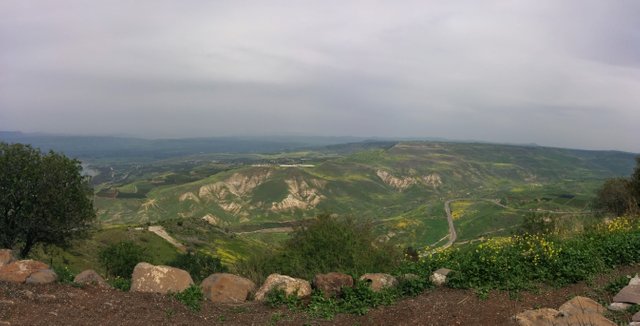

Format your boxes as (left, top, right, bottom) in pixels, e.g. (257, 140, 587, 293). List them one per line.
(1, 1, 639, 152)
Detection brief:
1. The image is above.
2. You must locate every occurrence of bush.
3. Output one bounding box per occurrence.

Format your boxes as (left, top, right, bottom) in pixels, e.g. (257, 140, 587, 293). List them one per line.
(52, 265, 75, 284)
(266, 281, 402, 319)
(99, 241, 148, 278)
(172, 284, 204, 311)
(168, 250, 227, 283)
(107, 276, 131, 291)
(238, 214, 402, 282)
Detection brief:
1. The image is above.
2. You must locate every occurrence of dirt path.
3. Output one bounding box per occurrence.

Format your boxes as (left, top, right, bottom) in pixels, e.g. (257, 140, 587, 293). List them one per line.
(148, 226, 187, 252)
(236, 227, 294, 235)
(443, 199, 459, 248)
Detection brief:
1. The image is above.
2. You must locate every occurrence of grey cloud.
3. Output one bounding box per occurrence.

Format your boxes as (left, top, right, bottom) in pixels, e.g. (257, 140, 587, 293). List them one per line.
(1, 0, 639, 152)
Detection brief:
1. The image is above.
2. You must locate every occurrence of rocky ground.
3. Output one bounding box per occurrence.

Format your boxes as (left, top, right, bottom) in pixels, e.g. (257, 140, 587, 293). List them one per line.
(1, 265, 639, 326)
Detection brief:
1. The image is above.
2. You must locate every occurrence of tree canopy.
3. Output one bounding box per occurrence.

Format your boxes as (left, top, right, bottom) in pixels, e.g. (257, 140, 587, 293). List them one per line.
(595, 156, 640, 216)
(0, 142, 95, 257)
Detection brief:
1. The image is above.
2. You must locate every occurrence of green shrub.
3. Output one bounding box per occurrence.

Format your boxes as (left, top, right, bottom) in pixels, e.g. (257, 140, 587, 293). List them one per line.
(417, 216, 640, 292)
(238, 214, 402, 282)
(172, 284, 204, 311)
(168, 250, 227, 283)
(339, 281, 399, 315)
(265, 288, 302, 309)
(99, 241, 148, 278)
(52, 265, 75, 284)
(266, 281, 402, 319)
(107, 276, 131, 291)
(604, 276, 630, 295)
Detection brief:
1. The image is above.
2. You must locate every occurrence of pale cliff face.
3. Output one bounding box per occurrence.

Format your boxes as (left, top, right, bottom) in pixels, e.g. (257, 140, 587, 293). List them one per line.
(376, 170, 442, 191)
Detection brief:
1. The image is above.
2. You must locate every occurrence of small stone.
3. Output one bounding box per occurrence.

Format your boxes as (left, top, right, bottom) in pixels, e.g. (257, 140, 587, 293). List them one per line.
(359, 273, 398, 292)
(630, 274, 640, 286)
(254, 274, 312, 301)
(73, 269, 109, 287)
(21, 290, 34, 299)
(0, 300, 14, 305)
(26, 269, 58, 284)
(200, 273, 256, 303)
(634, 310, 640, 322)
(313, 272, 354, 298)
(37, 294, 57, 300)
(430, 268, 452, 286)
(607, 302, 632, 311)
(130, 262, 194, 294)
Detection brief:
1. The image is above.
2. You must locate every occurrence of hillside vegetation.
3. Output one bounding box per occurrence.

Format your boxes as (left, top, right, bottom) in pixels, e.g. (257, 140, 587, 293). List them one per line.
(87, 141, 636, 262)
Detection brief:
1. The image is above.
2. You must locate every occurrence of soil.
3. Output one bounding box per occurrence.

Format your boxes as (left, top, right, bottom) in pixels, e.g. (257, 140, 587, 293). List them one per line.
(1, 265, 638, 326)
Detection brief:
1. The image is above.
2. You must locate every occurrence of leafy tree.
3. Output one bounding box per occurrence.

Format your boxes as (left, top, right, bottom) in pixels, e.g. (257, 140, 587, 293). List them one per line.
(520, 212, 556, 235)
(631, 157, 640, 202)
(595, 178, 636, 216)
(99, 241, 148, 278)
(0, 143, 95, 257)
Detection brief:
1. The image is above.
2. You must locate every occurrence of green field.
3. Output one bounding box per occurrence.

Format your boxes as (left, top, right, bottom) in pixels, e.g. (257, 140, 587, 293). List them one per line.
(78, 141, 637, 267)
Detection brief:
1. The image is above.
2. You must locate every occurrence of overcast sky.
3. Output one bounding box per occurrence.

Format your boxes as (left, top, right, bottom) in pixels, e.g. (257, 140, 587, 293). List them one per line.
(1, 1, 639, 152)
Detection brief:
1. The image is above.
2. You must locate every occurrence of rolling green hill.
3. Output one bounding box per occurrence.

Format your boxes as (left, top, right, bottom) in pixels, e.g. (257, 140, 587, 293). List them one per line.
(90, 141, 637, 262)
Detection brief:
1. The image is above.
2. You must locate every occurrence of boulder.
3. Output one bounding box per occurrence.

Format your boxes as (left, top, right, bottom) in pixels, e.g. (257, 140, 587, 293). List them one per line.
(612, 285, 640, 304)
(313, 272, 353, 298)
(634, 311, 640, 322)
(0, 249, 14, 267)
(359, 273, 398, 292)
(254, 274, 312, 301)
(25, 269, 58, 284)
(130, 262, 193, 294)
(0, 260, 49, 283)
(429, 268, 452, 286)
(200, 273, 256, 303)
(74, 269, 109, 287)
(559, 296, 606, 316)
(630, 274, 640, 286)
(515, 296, 615, 326)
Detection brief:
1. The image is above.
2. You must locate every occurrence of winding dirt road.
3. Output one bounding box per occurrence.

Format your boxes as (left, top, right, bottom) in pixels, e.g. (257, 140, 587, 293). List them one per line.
(442, 199, 459, 248)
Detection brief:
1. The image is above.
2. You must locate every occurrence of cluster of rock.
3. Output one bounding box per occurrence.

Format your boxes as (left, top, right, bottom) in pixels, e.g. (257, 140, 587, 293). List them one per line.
(0, 249, 57, 284)
(126, 264, 405, 303)
(1, 248, 456, 306)
(515, 277, 640, 326)
(515, 296, 616, 326)
(607, 274, 640, 326)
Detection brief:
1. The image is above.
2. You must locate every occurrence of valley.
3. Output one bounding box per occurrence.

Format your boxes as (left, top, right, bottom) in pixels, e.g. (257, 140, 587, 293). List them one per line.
(76, 140, 636, 268)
